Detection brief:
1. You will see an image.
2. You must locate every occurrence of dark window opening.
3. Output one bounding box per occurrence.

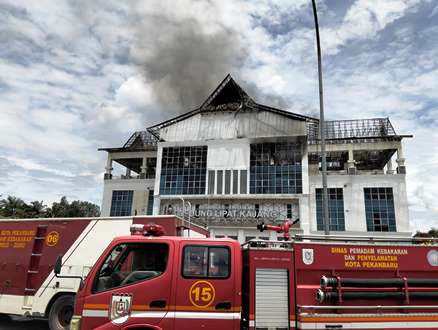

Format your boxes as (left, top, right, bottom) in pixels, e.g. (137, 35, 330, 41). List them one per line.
(146, 158, 157, 179)
(182, 246, 230, 278)
(93, 243, 169, 293)
(217, 170, 223, 194)
(232, 170, 238, 194)
(147, 190, 154, 215)
(250, 143, 302, 194)
(240, 170, 247, 194)
(208, 170, 215, 194)
(224, 170, 231, 194)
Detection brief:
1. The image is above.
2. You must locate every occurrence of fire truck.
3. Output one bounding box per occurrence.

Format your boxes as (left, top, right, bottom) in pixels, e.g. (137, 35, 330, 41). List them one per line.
(65, 221, 438, 330)
(0, 216, 207, 330)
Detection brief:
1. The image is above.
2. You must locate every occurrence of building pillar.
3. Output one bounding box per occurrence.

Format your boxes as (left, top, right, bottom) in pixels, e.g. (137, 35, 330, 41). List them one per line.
(386, 157, 395, 175)
(140, 156, 147, 179)
(347, 147, 356, 175)
(125, 168, 131, 178)
(396, 146, 406, 174)
(104, 156, 113, 180)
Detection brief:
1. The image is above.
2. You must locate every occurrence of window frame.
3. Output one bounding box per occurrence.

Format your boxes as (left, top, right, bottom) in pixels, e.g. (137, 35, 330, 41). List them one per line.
(181, 245, 231, 280)
(91, 242, 170, 294)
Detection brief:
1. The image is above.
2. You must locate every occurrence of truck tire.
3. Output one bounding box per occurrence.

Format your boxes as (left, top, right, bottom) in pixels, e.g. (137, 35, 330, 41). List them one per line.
(48, 295, 74, 330)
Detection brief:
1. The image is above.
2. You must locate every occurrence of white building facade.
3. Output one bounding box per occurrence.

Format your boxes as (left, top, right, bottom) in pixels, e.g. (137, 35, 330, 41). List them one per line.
(100, 75, 411, 243)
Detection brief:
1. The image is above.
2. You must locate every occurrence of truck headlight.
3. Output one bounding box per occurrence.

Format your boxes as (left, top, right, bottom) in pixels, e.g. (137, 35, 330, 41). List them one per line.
(70, 316, 81, 330)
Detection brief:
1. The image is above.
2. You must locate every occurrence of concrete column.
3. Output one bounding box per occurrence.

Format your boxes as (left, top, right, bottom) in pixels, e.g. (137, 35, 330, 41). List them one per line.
(396, 146, 406, 174)
(238, 229, 245, 245)
(104, 156, 113, 180)
(299, 195, 310, 234)
(140, 156, 147, 179)
(347, 146, 356, 175)
(386, 157, 395, 175)
(301, 145, 309, 194)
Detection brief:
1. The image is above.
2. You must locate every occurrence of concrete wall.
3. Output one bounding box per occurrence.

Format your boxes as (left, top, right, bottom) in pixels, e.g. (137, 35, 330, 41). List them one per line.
(101, 178, 155, 216)
(308, 174, 410, 235)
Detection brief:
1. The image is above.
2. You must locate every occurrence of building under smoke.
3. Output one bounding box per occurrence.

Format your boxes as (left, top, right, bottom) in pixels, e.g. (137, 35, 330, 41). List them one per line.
(99, 75, 411, 242)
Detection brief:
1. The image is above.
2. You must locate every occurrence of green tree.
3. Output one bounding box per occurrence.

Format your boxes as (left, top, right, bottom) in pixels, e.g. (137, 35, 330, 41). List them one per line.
(0, 196, 29, 218)
(0, 195, 100, 218)
(414, 228, 438, 238)
(46, 196, 100, 217)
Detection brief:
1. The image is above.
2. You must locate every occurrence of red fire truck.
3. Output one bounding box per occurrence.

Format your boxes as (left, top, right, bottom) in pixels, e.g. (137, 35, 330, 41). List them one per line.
(66, 222, 438, 330)
(0, 216, 207, 330)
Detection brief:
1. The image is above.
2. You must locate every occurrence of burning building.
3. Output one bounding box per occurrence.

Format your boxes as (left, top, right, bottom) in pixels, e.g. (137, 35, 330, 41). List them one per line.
(99, 75, 411, 242)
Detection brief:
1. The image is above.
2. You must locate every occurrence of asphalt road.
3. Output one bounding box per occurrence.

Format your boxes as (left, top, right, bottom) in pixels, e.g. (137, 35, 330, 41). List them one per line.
(0, 315, 49, 330)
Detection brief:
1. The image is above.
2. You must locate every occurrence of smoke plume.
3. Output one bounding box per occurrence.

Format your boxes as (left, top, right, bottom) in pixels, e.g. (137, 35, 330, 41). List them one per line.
(130, 3, 248, 115)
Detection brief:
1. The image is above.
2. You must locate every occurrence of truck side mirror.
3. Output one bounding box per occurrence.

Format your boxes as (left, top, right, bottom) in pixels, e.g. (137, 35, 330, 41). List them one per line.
(54, 255, 62, 275)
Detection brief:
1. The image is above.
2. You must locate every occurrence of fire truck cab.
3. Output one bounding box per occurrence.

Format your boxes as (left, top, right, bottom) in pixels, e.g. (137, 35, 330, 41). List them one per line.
(68, 223, 438, 330)
(69, 224, 242, 330)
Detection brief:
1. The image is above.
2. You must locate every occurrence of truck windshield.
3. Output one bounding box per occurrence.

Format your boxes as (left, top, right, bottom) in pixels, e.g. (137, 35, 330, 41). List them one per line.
(93, 243, 169, 293)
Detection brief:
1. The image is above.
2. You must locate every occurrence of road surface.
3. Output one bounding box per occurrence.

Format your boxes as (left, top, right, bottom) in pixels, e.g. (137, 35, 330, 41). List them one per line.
(0, 315, 48, 330)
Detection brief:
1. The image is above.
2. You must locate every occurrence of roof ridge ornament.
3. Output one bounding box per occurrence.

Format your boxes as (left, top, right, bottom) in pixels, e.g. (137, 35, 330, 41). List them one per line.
(200, 74, 255, 111)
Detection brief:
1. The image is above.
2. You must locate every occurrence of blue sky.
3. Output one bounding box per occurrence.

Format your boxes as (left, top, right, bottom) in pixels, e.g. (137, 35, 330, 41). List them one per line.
(0, 0, 437, 231)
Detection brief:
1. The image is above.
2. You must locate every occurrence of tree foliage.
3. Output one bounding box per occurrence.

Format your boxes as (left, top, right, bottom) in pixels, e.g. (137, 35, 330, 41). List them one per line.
(414, 228, 438, 238)
(0, 195, 100, 218)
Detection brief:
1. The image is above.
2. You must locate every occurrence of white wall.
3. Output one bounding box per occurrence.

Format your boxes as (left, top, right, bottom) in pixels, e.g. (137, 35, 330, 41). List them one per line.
(309, 174, 410, 235)
(101, 178, 155, 216)
(160, 111, 307, 141)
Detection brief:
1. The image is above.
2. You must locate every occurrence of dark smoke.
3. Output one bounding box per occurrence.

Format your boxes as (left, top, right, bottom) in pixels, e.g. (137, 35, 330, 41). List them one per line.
(133, 16, 247, 115)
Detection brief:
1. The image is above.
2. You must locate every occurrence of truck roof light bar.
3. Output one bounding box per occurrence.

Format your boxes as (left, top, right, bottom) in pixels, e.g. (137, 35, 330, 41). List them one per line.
(130, 224, 145, 236)
(130, 223, 165, 236)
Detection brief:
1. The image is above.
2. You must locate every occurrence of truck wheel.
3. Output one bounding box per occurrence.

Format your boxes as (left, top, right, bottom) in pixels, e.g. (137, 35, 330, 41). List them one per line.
(48, 295, 74, 330)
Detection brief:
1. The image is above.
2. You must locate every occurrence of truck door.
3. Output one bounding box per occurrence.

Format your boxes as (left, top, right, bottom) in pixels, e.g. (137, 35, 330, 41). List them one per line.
(173, 241, 240, 330)
(79, 241, 174, 330)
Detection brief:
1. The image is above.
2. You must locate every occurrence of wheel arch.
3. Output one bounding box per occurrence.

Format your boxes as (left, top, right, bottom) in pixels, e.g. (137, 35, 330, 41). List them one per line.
(45, 292, 75, 317)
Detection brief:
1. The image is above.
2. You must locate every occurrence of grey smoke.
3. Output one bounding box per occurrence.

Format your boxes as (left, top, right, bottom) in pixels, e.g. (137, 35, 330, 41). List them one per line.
(133, 17, 247, 114)
(70, 0, 301, 117)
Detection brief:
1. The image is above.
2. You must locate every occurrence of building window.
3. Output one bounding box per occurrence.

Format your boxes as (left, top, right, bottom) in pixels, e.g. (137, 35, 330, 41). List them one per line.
(232, 170, 238, 194)
(182, 246, 230, 278)
(364, 188, 396, 232)
(224, 170, 231, 194)
(110, 190, 133, 216)
(208, 170, 215, 194)
(160, 146, 207, 195)
(240, 170, 247, 194)
(217, 170, 223, 194)
(147, 190, 154, 215)
(250, 143, 302, 194)
(316, 188, 345, 231)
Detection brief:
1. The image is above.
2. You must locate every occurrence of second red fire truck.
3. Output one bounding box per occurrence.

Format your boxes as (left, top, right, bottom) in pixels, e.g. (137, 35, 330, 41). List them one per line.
(63, 221, 438, 330)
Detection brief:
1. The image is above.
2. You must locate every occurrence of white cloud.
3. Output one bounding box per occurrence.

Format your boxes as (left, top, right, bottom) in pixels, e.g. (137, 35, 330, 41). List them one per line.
(0, 0, 437, 232)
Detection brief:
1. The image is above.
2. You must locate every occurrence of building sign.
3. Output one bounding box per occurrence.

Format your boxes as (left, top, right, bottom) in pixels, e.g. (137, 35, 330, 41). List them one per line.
(161, 202, 299, 225)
